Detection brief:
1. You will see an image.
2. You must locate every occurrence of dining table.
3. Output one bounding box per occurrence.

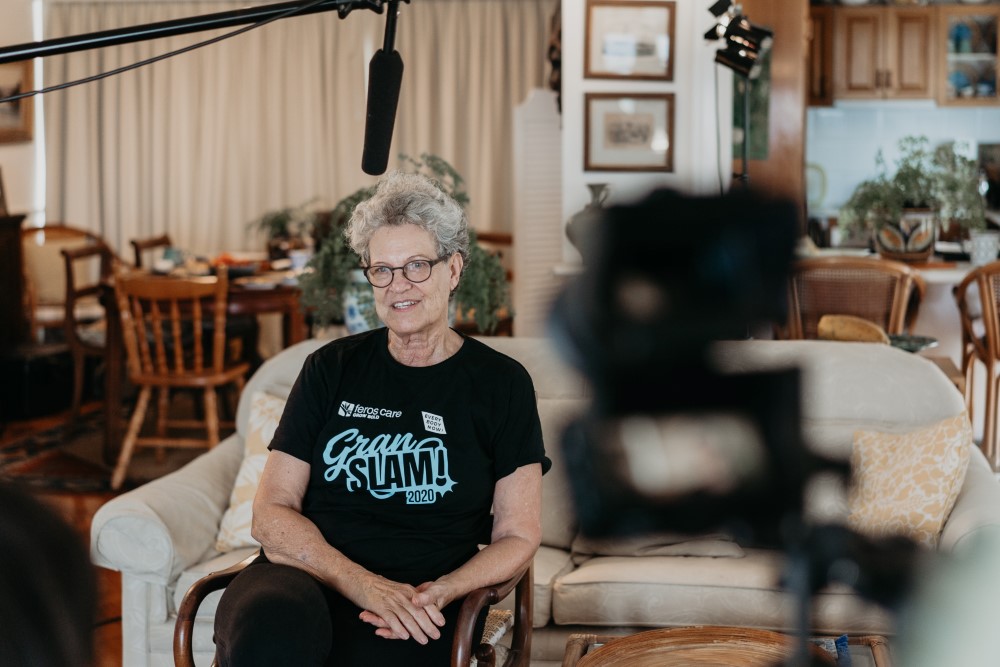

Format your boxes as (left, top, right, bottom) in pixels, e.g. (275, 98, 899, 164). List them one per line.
(99, 270, 307, 465)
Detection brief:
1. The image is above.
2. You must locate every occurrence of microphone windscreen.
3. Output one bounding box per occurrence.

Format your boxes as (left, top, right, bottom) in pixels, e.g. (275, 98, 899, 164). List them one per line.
(361, 49, 404, 176)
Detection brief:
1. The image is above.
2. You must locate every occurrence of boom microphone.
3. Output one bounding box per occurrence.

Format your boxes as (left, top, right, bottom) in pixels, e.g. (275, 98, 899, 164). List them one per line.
(361, 1, 403, 175)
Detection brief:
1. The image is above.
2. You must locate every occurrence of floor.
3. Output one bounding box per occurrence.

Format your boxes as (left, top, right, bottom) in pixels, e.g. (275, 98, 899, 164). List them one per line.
(0, 400, 218, 667)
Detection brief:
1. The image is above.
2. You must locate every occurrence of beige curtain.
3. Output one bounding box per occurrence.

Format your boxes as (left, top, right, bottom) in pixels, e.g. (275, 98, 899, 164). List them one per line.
(44, 0, 556, 258)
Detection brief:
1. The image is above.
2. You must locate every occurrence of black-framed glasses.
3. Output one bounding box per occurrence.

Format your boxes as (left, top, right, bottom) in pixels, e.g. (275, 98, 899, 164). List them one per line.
(361, 256, 450, 288)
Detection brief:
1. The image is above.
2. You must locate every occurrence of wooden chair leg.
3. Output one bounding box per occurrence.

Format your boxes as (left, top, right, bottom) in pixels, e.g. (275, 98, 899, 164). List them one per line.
(204, 387, 219, 447)
(112, 386, 152, 490)
(155, 387, 170, 463)
(68, 349, 85, 428)
(984, 364, 998, 470)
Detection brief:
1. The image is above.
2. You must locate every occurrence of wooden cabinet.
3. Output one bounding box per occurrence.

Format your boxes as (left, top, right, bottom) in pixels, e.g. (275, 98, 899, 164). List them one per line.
(809, 5, 834, 106)
(937, 5, 1000, 106)
(833, 7, 935, 100)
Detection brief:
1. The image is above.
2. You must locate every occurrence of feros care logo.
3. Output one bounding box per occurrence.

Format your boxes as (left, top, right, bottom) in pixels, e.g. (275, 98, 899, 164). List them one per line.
(339, 400, 402, 421)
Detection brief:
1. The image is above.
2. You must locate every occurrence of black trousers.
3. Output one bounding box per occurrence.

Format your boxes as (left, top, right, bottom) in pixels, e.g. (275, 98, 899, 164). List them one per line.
(214, 554, 471, 666)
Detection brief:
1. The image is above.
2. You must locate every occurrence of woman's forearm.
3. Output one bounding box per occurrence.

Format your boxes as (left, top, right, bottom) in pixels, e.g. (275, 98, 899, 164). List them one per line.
(252, 500, 367, 592)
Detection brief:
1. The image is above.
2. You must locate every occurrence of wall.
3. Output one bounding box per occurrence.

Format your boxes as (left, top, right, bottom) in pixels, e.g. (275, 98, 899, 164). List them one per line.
(807, 102, 1000, 219)
(560, 0, 730, 262)
(0, 0, 36, 219)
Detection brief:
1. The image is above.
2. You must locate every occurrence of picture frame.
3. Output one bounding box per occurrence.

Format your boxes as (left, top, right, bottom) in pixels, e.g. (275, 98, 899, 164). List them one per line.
(585, 0, 675, 81)
(584, 92, 674, 172)
(0, 62, 33, 144)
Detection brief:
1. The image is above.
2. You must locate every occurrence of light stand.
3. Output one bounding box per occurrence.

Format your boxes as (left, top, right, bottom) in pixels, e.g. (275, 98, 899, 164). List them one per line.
(705, 1, 772, 190)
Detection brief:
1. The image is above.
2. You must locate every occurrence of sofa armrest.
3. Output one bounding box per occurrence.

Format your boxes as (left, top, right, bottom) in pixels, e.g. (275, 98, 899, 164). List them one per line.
(90, 436, 243, 585)
(939, 446, 1000, 553)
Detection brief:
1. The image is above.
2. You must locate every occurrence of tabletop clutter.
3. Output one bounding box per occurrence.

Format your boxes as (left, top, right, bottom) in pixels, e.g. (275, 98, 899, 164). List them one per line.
(149, 247, 308, 288)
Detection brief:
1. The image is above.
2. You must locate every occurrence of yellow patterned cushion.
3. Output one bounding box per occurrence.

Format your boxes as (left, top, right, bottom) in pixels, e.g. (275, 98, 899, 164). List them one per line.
(215, 391, 286, 552)
(848, 414, 971, 548)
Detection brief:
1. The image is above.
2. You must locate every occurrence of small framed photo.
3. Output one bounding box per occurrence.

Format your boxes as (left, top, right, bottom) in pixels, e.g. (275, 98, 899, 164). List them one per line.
(584, 92, 674, 172)
(0, 62, 33, 144)
(585, 0, 675, 81)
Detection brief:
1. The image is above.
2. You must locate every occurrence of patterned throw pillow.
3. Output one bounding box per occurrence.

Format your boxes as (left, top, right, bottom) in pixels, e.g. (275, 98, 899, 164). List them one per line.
(848, 413, 971, 548)
(215, 391, 286, 552)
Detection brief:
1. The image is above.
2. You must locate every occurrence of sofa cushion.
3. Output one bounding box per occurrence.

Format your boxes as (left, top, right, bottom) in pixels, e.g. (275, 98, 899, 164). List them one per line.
(538, 399, 586, 550)
(551, 549, 890, 634)
(570, 532, 744, 563)
(216, 391, 286, 551)
(849, 413, 971, 548)
(531, 546, 576, 627)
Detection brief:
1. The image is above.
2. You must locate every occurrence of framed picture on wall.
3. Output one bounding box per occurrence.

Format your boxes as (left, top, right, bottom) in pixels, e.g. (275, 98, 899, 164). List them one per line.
(584, 92, 674, 172)
(0, 61, 33, 144)
(585, 0, 675, 80)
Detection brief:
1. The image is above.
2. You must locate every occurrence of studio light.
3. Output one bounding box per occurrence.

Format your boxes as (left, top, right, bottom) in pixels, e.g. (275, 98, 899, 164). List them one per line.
(708, 0, 732, 18)
(704, 1, 773, 80)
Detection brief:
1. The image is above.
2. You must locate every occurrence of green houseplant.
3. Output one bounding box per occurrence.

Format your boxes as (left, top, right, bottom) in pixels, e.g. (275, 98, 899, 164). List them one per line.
(839, 136, 986, 259)
(249, 198, 317, 259)
(298, 153, 512, 334)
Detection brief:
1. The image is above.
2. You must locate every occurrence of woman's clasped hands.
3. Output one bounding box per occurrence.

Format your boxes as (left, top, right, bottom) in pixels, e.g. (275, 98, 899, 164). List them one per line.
(356, 575, 455, 644)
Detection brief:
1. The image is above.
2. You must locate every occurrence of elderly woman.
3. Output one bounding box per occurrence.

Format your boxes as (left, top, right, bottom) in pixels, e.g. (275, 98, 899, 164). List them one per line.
(214, 171, 549, 666)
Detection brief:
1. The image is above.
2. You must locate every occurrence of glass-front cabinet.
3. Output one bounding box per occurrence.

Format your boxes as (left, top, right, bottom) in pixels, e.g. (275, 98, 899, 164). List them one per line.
(938, 5, 1000, 106)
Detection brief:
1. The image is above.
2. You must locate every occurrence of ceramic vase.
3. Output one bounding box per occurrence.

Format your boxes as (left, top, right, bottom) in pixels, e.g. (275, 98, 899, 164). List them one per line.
(565, 183, 610, 257)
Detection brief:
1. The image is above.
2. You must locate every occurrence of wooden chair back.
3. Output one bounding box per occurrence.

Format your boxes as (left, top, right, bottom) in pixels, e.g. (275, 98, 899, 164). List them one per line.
(130, 234, 173, 269)
(784, 256, 923, 339)
(21, 224, 106, 338)
(114, 268, 229, 382)
(956, 261, 1000, 470)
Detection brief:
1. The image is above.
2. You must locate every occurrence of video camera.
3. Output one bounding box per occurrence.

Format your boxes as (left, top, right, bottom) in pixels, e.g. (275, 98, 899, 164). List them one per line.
(549, 189, 922, 660)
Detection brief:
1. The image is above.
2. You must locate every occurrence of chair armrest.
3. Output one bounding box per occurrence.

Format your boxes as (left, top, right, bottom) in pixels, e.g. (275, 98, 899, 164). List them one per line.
(174, 553, 255, 667)
(451, 565, 532, 667)
(90, 436, 243, 584)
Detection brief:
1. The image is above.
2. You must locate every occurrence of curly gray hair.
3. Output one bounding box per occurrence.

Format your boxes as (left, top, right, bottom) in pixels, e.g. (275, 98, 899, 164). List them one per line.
(347, 171, 469, 265)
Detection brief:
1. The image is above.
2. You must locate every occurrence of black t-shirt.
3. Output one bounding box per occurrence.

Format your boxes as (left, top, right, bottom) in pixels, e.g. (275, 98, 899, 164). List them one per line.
(269, 328, 549, 585)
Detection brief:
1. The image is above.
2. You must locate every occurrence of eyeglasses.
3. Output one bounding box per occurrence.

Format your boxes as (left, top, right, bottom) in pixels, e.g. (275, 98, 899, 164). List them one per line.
(361, 256, 450, 288)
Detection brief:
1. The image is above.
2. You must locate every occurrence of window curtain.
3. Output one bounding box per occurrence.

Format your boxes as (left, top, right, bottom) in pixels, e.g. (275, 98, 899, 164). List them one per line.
(43, 0, 556, 257)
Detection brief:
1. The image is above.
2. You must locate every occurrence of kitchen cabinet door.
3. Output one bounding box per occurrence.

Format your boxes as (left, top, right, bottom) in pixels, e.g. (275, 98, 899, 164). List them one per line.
(834, 7, 935, 100)
(937, 5, 1000, 106)
(809, 5, 834, 106)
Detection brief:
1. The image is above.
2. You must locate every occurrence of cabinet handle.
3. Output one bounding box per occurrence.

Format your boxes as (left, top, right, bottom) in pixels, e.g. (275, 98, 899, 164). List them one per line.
(885, 70, 892, 89)
(875, 70, 883, 89)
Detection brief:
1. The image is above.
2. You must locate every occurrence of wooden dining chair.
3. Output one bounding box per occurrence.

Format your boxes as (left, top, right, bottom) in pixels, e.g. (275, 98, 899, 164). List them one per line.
(783, 256, 925, 340)
(955, 261, 1000, 470)
(172, 556, 533, 667)
(130, 233, 173, 269)
(111, 266, 250, 490)
(59, 243, 116, 429)
(21, 224, 108, 342)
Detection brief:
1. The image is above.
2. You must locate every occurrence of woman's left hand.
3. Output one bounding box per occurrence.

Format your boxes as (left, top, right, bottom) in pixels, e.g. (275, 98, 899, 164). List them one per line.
(359, 589, 447, 641)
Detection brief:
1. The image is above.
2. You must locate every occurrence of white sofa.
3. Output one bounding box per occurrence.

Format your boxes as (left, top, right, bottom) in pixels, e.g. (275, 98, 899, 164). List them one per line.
(91, 337, 1000, 666)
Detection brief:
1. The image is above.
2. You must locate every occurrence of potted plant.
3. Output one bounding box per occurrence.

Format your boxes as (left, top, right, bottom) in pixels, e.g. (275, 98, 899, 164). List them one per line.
(932, 141, 987, 240)
(839, 136, 986, 261)
(298, 153, 512, 334)
(249, 198, 317, 260)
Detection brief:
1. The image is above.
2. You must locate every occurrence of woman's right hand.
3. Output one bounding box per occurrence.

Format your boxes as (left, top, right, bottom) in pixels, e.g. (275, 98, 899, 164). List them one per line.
(353, 574, 445, 644)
